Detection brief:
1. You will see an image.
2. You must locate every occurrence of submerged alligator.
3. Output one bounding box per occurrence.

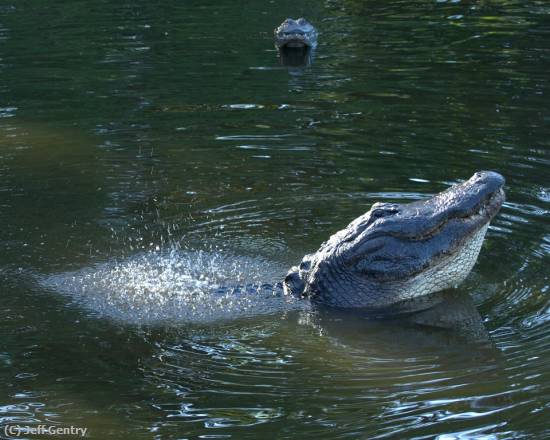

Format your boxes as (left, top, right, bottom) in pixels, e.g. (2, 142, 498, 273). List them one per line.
(284, 171, 505, 310)
(274, 18, 318, 67)
(274, 18, 318, 50)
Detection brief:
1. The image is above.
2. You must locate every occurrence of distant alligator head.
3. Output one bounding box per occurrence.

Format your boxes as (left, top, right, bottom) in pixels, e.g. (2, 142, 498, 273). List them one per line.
(284, 171, 505, 309)
(274, 18, 318, 50)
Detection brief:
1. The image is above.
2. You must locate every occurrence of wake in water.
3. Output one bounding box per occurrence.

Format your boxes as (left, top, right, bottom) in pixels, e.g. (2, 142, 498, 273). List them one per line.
(41, 249, 305, 324)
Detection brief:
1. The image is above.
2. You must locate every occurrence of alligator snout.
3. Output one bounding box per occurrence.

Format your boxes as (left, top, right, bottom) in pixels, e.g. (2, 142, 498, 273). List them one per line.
(274, 17, 318, 50)
(471, 171, 505, 196)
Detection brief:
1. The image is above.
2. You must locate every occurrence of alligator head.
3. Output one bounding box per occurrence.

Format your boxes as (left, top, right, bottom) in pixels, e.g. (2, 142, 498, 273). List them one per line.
(274, 18, 318, 50)
(284, 171, 505, 309)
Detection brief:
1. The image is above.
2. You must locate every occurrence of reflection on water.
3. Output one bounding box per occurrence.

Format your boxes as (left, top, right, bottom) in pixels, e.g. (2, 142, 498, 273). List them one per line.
(279, 46, 315, 68)
(0, 0, 549, 438)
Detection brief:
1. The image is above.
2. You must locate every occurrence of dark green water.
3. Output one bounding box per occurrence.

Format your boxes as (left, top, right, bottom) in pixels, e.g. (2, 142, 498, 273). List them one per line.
(1, 0, 549, 438)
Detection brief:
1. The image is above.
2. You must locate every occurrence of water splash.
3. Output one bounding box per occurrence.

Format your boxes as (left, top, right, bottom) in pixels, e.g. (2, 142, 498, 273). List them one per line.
(41, 249, 304, 325)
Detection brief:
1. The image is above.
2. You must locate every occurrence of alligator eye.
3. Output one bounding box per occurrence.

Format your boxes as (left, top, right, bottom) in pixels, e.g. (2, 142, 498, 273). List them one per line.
(370, 203, 400, 219)
(297, 18, 306, 25)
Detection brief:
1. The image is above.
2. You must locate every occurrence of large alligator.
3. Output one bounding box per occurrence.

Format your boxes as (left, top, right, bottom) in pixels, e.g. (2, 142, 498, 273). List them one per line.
(33, 171, 505, 336)
(284, 171, 505, 310)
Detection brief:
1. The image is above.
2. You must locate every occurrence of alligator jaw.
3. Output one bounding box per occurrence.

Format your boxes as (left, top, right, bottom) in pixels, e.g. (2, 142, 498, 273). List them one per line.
(276, 34, 310, 49)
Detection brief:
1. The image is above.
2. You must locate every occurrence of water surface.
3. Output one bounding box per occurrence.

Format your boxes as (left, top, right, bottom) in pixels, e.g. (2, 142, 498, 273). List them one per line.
(1, 0, 549, 438)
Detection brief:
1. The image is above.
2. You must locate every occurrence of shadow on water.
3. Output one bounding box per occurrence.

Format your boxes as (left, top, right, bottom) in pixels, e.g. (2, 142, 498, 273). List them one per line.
(137, 307, 507, 439)
(314, 290, 491, 343)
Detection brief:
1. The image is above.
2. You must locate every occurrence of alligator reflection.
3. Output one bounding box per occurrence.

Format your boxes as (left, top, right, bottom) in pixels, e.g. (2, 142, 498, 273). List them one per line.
(278, 46, 314, 68)
(309, 290, 491, 345)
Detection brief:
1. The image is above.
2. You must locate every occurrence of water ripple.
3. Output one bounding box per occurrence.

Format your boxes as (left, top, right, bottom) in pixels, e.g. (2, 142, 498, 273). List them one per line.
(40, 249, 303, 325)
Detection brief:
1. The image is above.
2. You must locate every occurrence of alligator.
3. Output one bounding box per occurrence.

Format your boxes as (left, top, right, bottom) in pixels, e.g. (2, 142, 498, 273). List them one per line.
(35, 171, 504, 336)
(274, 18, 318, 50)
(274, 18, 318, 67)
(284, 171, 505, 310)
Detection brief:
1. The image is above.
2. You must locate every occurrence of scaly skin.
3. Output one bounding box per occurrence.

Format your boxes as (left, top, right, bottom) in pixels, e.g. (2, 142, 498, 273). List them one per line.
(284, 171, 505, 309)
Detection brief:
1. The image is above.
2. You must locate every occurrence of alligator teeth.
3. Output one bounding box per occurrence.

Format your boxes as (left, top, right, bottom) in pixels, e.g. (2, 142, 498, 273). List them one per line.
(281, 33, 308, 41)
